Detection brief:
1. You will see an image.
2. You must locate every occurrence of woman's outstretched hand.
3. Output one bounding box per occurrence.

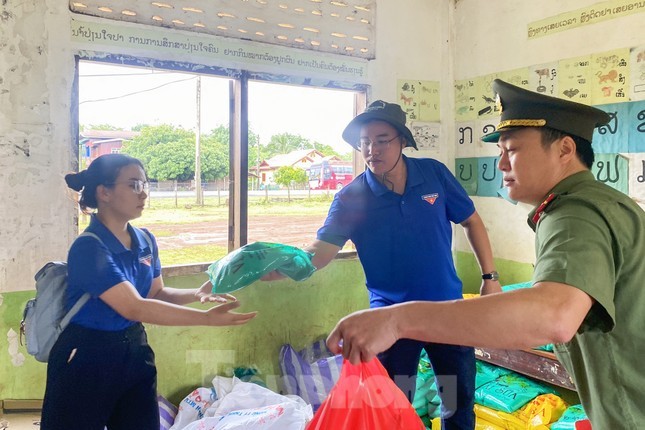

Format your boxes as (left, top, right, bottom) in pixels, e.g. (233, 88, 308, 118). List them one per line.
(195, 280, 238, 304)
(205, 301, 258, 326)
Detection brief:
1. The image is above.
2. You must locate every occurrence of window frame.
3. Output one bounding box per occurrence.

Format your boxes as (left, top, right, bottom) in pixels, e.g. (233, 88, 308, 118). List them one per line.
(75, 52, 366, 264)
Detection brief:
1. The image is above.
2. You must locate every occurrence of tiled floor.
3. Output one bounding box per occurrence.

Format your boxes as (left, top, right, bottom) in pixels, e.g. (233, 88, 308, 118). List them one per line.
(0, 412, 41, 430)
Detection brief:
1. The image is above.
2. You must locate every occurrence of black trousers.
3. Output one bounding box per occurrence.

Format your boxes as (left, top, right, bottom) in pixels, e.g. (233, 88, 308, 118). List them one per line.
(41, 323, 159, 430)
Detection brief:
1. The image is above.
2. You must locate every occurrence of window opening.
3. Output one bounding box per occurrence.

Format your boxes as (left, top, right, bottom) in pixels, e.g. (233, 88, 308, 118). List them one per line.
(247, 80, 358, 250)
(78, 56, 364, 266)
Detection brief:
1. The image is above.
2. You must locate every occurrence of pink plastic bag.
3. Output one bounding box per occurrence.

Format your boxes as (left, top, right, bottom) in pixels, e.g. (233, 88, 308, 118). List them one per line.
(306, 358, 425, 430)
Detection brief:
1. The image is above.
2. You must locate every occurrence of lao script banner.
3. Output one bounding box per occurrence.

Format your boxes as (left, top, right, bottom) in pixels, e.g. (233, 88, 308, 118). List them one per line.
(528, 0, 645, 39)
(70, 17, 368, 83)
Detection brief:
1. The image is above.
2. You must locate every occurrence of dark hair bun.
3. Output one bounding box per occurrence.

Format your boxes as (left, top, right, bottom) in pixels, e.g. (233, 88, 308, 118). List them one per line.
(65, 170, 86, 191)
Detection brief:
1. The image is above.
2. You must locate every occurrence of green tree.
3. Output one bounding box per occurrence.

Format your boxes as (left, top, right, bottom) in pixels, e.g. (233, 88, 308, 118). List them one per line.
(273, 166, 307, 202)
(205, 125, 264, 171)
(121, 124, 230, 182)
(131, 123, 148, 131)
(261, 133, 348, 161)
(265, 133, 310, 157)
(122, 124, 195, 181)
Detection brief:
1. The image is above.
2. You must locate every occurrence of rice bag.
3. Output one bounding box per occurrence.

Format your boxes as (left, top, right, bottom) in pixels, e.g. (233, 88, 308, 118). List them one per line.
(207, 242, 316, 293)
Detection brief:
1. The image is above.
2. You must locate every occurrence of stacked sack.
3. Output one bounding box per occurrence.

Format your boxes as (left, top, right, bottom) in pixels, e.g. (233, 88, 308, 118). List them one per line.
(412, 350, 442, 428)
(463, 284, 591, 429)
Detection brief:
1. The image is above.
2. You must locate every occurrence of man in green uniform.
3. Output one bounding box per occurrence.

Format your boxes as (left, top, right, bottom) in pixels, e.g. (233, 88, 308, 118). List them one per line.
(326, 79, 645, 428)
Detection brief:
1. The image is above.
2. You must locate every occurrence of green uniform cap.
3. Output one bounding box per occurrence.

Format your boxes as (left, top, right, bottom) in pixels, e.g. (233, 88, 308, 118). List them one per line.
(481, 79, 610, 143)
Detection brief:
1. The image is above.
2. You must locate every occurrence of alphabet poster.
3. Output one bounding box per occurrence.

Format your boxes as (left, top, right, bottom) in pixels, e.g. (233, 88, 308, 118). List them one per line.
(630, 45, 645, 101)
(409, 121, 440, 152)
(529, 62, 559, 96)
(558, 55, 593, 105)
(591, 48, 630, 104)
(454, 41, 645, 204)
(397, 79, 440, 122)
(455, 79, 477, 121)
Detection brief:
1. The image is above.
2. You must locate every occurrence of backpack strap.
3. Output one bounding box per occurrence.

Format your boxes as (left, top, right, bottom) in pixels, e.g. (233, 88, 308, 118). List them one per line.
(136, 227, 154, 252)
(60, 231, 104, 326)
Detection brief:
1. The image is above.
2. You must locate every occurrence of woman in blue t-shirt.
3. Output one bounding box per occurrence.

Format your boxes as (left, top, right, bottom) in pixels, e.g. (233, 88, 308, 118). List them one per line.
(41, 154, 257, 430)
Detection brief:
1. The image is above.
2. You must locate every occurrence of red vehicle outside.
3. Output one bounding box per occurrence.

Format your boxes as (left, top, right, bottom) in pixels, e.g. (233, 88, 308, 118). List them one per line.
(308, 160, 354, 190)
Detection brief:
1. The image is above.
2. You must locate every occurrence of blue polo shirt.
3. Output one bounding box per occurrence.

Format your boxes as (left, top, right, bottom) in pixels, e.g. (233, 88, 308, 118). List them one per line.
(317, 156, 474, 307)
(66, 215, 161, 331)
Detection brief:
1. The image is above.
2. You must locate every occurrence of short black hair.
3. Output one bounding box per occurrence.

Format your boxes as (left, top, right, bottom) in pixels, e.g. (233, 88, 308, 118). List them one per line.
(539, 127, 594, 169)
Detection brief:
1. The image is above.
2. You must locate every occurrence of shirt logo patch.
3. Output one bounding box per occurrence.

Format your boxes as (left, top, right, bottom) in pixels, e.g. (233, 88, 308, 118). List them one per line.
(139, 254, 152, 266)
(422, 193, 439, 205)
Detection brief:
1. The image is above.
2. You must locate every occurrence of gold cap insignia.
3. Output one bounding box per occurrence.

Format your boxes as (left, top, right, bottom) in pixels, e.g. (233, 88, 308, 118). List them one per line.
(495, 94, 503, 113)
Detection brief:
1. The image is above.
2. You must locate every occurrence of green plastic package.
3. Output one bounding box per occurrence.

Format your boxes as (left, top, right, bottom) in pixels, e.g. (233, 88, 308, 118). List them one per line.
(206, 241, 316, 293)
(550, 404, 589, 430)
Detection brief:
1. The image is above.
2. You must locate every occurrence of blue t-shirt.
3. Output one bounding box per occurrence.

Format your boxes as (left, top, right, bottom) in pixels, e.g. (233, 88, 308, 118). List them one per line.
(66, 215, 162, 331)
(317, 156, 475, 307)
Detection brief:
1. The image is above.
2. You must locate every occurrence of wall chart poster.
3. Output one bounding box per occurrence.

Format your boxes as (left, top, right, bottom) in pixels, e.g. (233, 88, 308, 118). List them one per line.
(455, 158, 478, 196)
(558, 55, 593, 105)
(630, 45, 645, 101)
(397, 79, 440, 122)
(409, 122, 440, 152)
(455, 79, 477, 121)
(529, 62, 559, 96)
(496, 68, 530, 90)
(593, 102, 630, 154)
(591, 48, 630, 105)
(628, 154, 645, 204)
(591, 153, 629, 195)
(453, 41, 645, 204)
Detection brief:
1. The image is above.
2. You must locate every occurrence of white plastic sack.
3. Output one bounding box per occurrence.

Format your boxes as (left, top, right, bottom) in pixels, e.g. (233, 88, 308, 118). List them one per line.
(206, 376, 308, 418)
(170, 387, 216, 430)
(174, 377, 311, 430)
(183, 402, 310, 430)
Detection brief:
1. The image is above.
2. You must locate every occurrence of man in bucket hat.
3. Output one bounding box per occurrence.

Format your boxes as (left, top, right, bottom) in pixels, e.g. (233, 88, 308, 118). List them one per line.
(265, 100, 500, 429)
(326, 81, 645, 428)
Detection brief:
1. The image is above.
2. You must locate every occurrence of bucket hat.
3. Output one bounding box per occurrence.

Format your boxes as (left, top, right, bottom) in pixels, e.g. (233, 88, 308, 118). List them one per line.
(342, 100, 417, 150)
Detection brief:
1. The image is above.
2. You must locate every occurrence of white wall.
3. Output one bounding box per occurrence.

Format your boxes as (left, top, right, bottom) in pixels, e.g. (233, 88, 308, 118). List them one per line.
(0, 1, 79, 292)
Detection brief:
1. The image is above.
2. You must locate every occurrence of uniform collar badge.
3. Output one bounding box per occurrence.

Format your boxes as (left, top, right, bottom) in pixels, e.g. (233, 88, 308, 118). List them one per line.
(531, 193, 557, 224)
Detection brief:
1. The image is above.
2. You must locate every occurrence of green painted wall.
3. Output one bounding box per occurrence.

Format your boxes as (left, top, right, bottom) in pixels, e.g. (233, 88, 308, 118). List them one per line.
(455, 251, 534, 294)
(1, 253, 535, 405)
(0, 291, 48, 401)
(0, 259, 368, 405)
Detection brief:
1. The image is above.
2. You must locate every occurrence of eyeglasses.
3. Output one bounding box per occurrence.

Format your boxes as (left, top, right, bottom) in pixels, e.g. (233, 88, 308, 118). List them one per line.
(358, 135, 400, 151)
(106, 179, 149, 195)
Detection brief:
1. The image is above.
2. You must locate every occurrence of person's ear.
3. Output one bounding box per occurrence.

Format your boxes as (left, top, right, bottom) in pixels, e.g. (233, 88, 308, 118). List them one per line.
(559, 136, 577, 162)
(96, 184, 112, 204)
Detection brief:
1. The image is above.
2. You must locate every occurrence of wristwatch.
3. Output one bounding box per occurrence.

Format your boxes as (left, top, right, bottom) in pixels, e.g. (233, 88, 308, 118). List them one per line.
(482, 271, 499, 281)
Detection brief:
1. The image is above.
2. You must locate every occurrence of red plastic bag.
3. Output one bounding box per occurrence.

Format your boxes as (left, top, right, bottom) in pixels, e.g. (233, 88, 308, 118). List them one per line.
(306, 358, 425, 430)
(575, 419, 592, 430)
